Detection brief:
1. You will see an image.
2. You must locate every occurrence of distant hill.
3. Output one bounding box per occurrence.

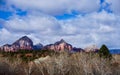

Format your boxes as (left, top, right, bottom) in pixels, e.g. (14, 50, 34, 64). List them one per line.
(1, 36, 119, 54)
(109, 49, 120, 54)
(0, 36, 79, 52)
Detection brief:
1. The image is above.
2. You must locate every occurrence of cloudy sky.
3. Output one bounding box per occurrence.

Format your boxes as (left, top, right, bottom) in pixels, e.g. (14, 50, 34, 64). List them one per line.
(0, 0, 120, 49)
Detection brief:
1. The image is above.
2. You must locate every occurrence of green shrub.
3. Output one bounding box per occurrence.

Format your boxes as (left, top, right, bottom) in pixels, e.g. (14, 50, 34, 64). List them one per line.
(98, 44, 112, 60)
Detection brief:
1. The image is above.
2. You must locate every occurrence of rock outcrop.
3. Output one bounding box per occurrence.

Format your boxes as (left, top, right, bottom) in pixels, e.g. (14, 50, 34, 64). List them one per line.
(0, 36, 34, 52)
(0, 36, 98, 53)
(12, 36, 33, 50)
(84, 45, 99, 52)
(43, 39, 73, 51)
(0, 44, 14, 52)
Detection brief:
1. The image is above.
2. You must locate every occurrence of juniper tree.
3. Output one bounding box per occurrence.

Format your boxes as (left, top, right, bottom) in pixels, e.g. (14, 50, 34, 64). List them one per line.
(98, 44, 112, 60)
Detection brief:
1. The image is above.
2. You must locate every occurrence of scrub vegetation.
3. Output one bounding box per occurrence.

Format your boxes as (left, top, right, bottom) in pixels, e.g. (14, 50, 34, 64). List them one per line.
(0, 49, 119, 75)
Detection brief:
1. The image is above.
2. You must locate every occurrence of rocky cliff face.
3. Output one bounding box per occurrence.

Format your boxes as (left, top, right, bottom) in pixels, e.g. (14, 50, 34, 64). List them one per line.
(0, 44, 14, 52)
(12, 36, 33, 50)
(84, 45, 99, 52)
(0, 36, 73, 52)
(0, 36, 98, 53)
(0, 36, 34, 52)
(43, 39, 73, 51)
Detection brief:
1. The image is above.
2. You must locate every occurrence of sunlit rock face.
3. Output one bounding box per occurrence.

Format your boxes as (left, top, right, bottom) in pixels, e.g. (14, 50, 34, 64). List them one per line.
(12, 36, 33, 50)
(84, 45, 99, 52)
(43, 39, 73, 51)
(0, 44, 14, 52)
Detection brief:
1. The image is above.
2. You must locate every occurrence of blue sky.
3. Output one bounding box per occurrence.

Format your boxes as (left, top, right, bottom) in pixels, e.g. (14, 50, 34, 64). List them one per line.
(0, 0, 120, 49)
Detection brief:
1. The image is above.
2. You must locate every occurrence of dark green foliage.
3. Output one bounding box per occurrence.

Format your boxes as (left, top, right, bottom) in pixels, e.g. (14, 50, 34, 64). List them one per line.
(98, 44, 112, 60)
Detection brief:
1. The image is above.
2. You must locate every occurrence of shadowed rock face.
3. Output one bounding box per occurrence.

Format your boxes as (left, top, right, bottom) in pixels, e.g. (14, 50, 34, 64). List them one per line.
(33, 43, 43, 50)
(43, 39, 73, 51)
(72, 47, 84, 52)
(0, 36, 34, 52)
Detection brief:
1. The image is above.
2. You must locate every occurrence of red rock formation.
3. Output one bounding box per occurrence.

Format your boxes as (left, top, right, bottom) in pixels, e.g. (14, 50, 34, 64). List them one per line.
(43, 39, 73, 51)
(0, 44, 14, 52)
(12, 36, 33, 50)
(0, 36, 33, 52)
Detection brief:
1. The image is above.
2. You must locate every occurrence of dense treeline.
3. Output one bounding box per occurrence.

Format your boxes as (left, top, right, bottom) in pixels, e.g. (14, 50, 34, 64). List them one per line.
(0, 50, 57, 62)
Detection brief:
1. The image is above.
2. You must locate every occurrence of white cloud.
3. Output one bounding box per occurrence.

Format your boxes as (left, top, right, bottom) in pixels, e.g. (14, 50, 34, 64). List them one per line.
(59, 11, 120, 48)
(1, 10, 120, 49)
(1, 0, 120, 49)
(99, 25, 114, 32)
(6, 0, 100, 15)
(0, 28, 18, 45)
(105, 0, 120, 15)
(4, 13, 61, 35)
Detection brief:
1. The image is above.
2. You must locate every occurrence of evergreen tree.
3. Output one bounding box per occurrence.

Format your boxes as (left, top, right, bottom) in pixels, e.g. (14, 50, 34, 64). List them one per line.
(98, 44, 112, 60)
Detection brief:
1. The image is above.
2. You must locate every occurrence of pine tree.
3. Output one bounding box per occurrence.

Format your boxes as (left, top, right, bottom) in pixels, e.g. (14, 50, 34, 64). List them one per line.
(98, 44, 112, 60)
